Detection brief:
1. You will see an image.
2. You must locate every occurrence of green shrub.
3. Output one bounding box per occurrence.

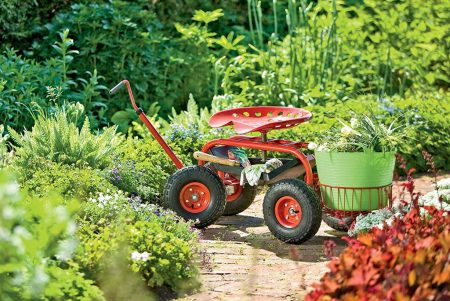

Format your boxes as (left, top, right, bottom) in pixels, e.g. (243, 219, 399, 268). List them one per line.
(43, 263, 105, 301)
(392, 93, 450, 171)
(0, 31, 108, 132)
(0, 171, 103, 301)
(0, 125, 12, 168)
(111, 136, 192, 202)
(128, 220, 199, 291)
(76, 190, 200, 293)
(23, 161, 116, 200)
(274, 93, 449, 172)
(219, 0, 450, 106)
(0, 48, 50, 130)
(36, 1, 218, 117)
(10, 106, 121, 179)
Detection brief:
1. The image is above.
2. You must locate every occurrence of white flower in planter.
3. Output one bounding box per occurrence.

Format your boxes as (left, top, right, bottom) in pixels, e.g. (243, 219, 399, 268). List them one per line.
(308, 142, 318, 150)
(341, 126, 353, 137)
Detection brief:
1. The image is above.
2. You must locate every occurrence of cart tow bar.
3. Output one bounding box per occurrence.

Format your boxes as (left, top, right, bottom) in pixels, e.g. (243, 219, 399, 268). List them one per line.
(110, 80, 184, 169)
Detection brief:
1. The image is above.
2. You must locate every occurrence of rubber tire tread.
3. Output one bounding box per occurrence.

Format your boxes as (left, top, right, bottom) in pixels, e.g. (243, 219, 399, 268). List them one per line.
(223, 185, 258, 216)
(163, 165, 226, 228)
(263, 179, 322, 244)
(322, 212, 353, 232)
(204, 163, 258, 216)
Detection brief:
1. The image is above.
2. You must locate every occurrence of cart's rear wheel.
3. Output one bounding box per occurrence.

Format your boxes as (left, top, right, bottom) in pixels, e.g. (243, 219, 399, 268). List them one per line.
(322, 212, 354, 232)
(163, 166, 226, 228)
(263, 179, 321, 244)
(205, 163, 257, 216)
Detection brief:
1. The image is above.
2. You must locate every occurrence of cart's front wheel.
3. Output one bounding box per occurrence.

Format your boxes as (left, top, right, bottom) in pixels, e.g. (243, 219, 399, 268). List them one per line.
(163, 166, 226, 228)
(263, 179, 322, 244)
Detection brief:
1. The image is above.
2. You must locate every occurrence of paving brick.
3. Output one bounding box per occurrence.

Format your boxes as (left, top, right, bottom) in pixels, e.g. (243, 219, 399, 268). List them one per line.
(178, 178, 440, 301)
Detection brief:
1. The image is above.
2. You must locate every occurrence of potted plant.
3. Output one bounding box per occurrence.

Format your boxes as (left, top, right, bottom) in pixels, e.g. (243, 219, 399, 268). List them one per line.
(308, 114, 405, 231)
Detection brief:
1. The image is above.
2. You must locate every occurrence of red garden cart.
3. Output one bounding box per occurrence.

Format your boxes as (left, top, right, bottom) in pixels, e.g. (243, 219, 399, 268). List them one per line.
(110, 80, 322, 244)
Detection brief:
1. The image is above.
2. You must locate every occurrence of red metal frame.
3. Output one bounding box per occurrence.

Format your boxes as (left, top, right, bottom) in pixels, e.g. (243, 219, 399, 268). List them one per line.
(200, 136, 314, 186)
(111, 80, 184, 169)
(111, 80, 314, 187)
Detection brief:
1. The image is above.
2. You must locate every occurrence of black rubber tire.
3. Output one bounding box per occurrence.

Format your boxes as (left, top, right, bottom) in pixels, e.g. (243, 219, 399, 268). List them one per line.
(204, 163, 258, 216)
(263, 179, 322, 244)
(322, 212, 354, 232)
(223, 185, 258, 216)
(163, 166, 226, 228)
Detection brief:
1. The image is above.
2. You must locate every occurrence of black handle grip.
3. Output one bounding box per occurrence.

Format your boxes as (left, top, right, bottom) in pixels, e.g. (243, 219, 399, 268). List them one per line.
(109, 81, 125, 94)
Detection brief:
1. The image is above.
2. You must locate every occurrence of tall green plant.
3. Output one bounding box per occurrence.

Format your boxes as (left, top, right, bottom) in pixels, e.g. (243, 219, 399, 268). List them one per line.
(220, 0, 450, 106)
(9, 103, 121, 178)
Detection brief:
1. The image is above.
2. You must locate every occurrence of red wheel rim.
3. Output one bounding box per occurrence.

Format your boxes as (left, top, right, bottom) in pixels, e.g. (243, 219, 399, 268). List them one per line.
(217, 171, 242, 203)
(179, 182, 211, 213)
(227, 184, 242, 202)
(274, 196, 302, 228)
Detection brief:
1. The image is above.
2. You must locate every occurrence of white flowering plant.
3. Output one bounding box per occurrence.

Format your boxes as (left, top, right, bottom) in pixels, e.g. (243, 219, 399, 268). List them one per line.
(349, 177, 450, 236)
(76, 189, 201, 291)
(308, 113, 406, 152)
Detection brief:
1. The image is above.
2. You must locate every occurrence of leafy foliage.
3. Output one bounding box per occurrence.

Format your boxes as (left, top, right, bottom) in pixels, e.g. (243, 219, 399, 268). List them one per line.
(306, 207, 450, 301)
(9, 105, 121, 179)
(36, 1, 218, 117)
(76, 190, 200, 292)
(220, 0, 450, 106)
(0, 32, 108, 131)
(23, 161, 116, 200)
(0, 125, 12, 168)
(0, 172, 104, 301)
(309, 113, 406, 152)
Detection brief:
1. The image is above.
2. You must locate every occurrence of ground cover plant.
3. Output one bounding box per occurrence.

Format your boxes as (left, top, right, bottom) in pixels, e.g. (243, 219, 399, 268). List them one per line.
(1, 100, 201, 298)
(307, 153, 450, 300)
(306, 206, 450, 300)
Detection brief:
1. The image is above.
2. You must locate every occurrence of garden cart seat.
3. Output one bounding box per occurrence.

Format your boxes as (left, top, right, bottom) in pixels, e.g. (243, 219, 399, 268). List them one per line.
(208, 106, 312, 134)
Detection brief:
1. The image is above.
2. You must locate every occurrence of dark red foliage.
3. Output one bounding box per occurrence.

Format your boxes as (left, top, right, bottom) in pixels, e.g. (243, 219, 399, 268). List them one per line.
(323, 240, 337, 260)
(306, 207, 450, 301)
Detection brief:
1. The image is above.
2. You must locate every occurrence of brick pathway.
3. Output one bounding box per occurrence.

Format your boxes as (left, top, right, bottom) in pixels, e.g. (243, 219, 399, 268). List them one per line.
(179, 173, 449, 301)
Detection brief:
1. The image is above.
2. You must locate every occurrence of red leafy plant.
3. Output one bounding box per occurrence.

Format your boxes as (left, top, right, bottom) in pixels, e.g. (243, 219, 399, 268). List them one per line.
(306, 206, 450, 301)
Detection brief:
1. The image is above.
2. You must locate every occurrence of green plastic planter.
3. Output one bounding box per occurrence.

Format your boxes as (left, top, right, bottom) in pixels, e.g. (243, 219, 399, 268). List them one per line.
(315, 151, 395, 211)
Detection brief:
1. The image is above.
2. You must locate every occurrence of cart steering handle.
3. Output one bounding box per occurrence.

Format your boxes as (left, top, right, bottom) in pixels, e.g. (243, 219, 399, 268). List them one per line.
(109, 81, 125, 94)
(109, 80, 140, 113)
(109, 80, 184, 169)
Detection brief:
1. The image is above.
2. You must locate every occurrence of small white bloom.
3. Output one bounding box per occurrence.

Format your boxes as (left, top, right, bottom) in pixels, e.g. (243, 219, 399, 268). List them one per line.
(341, 126, 353, 137)
(131, 251, 141, 261)
(437, 178, 450, 189)
(261, 70, 268, 79)
(350, 118, 358, 128)
(140, 252, 150, 261)
(317, 145, 329, 152)
(0, 182, 19, 197)
(308, 142, 318, 150)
